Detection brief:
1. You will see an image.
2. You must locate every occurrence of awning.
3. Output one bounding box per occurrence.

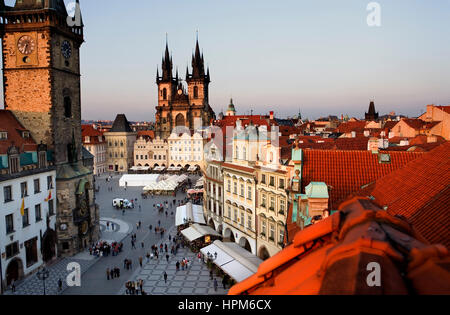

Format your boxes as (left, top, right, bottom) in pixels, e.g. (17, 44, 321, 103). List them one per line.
(181, 224, 221, 242)
(175, 203, 206, 226)
(200, 241, 263, 283)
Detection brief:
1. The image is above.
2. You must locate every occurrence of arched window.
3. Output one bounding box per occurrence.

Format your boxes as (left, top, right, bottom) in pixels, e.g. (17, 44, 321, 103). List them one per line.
(193, 86, 199, 99)
(163, 88, 167, 100)
(243, 147, 247, 160)
(64, 96, 72, 118)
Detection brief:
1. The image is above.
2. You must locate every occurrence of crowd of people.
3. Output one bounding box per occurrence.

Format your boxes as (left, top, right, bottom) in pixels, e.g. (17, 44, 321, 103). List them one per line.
(89, 241, 123, 257)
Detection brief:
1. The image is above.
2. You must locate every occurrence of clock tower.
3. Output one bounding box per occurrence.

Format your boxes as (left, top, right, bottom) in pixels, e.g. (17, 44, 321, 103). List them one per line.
(0, 0, 99, 256)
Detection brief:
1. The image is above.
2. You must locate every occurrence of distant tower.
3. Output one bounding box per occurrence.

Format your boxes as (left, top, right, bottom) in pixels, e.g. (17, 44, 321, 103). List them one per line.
(365, 100, 379, 121)
(226, 98, 237, 116)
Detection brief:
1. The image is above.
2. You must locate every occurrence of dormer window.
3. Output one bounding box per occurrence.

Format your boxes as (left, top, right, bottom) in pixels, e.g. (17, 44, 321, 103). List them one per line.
(38, 151, 47, 168)
(0, 132, 8, 140)
(9, 156, 20, 174)
(22, 131, 30, 139)
(85, 136, 90, 143)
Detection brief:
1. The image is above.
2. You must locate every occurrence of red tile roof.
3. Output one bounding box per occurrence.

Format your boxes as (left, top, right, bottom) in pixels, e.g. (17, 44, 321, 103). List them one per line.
(0, 110, 37, 154)
(436, 106, 450, 115)
(336, 121, 366, 134)
(300, 149, 424, 209)
(137, 130, 155, 140)
(356, 142, 450, 248)
(222, 162, 255, 174)
(229, 197, 450, 295)
(82, 125, 105, 144)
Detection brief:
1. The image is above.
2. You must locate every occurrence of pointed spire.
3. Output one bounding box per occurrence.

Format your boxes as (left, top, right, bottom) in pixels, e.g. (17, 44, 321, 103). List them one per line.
(156, 66, 160, 83)
(185, 65, 190, 81)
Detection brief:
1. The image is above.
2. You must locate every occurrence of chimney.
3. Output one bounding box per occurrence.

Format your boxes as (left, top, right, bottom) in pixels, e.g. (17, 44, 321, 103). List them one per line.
(368, 137, 379, 153)
(270, 111, 274, 120)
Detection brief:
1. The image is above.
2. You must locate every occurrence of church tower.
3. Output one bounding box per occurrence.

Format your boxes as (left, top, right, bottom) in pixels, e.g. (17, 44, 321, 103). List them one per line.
(1, 0, 99, 256)
(365, 100, 379, 121)
(155, 37, 215, 138)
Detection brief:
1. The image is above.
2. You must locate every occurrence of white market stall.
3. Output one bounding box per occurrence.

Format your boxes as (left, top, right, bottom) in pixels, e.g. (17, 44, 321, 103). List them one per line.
(175, 202, 206, 226)
(181, 224, 221, 242)
(200, 241, 263, 283)
(142, 174, 189, 194)
(119, 174, 161, 187)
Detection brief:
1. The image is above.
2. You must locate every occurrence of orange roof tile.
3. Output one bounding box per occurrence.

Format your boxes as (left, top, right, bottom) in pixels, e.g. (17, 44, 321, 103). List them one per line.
(300, 149, 424, 209)
(0, 110, 37, 154)
(229, 197, 450, 295)
(357, 142, 450, 248)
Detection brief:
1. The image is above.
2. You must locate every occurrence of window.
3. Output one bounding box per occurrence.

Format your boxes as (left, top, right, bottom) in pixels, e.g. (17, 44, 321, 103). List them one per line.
(5, 242, 19, 259)
(261, 220, 266, 236)
(261, 174, 266, 184)
(23, 208, 30, 227)
(247, 186, 252, 200)
(279, 227, 285, 245)
(136, 155, 139, 160)
(261, 194, 266, 208)
(270, 197, 275, 210)
(34, 179, 40, 194)
(240, 212, 245, 226)
(269, 176, 275, 187)
(269, 224, 275, 241)
(0, 131, 7, 140)
(193, 86, 199, 99)
(280, 199, 286, 215)
(243, 147, 247, 160)
(38, 151, 47, 168)
(47, 176, 53, 190)
(35, 204, 42, 222)
(21, 182, 28, 198)
(9, 156, 19, 174)
(247, 215, 252, 230)
(240, 184, 245, 197)
(234, 209, 238, 222)
(163, 88, 167, 100)
(233, 182, 237, 195)
(4, 186, 13, 203)
(64, 96, 72, 118)
(49, 200, 55, 216)
(228, 207, 231, 218)
(6, 214, 14, 234)
(279, 179, 285, 189)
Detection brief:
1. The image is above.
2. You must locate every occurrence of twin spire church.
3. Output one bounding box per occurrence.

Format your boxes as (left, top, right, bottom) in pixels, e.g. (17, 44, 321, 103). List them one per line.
(155, 38, 216, 138)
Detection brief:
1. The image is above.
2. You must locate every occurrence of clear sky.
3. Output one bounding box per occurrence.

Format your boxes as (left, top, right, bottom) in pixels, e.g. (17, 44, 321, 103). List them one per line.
(2, 0, 450, 121)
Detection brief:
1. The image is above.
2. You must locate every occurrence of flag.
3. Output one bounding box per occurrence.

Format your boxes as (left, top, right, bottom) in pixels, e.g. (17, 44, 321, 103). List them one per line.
(20, 198, 25, 216)
(45, 190, 52, 202)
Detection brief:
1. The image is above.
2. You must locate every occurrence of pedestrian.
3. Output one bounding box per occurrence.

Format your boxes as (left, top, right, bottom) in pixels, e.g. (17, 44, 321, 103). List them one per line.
(214, 278, 218, 292)
(58, 278, 63, 292)
(210, 269, 213, 280)
(146, 252, 150, 262)
(106, 268, 110, 280)
(166, 254, 169, 262)
(181, 260, 185, 271)
(141, 241, 145, 249)
(11, 279, 16, 293)
(139, 256, 143, 268)
(164, 272, 168, 284)
(110, 268, 114, 279)
(149, 225, 153, 231)
(222, 277, 227, 290)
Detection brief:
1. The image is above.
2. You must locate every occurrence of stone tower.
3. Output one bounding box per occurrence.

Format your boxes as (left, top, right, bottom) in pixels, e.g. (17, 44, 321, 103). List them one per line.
(155, 38, 216, 139)
(0, 0, 99, 256)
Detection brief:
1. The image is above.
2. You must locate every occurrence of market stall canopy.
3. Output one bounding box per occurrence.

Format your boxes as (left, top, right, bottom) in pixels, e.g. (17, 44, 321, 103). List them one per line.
(187, 188, 204, 195)
(181, 224, 221, 242)
(175, 203, 206, 226)
(200, 241, 263, 283)
(130, 166, 151, 172)
(153, 166, 166, 171)
(195, 178, 204, 188)
(119, 174, 161, 187)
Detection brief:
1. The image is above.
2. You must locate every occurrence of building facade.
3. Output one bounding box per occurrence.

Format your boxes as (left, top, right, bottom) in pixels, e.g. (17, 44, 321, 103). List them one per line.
(1, 1, 99, 256)
(0, 110, 58, 290)
(168, 131, 205, 171)
(105, 114, 137, 173)
(82, 125, 107, 175)
(155, 40, 215, 139)
(204, 160, 224, 234)
(134, 136, 169, 168)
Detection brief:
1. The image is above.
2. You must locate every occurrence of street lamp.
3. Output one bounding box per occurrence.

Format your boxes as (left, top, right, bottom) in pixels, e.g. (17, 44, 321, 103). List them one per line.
(36, 267, 50, 295)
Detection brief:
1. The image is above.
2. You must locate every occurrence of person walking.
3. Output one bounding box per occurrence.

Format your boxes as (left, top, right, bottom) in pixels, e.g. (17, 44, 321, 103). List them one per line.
(110, 268, 114, 280)
(106, 268, 110, 280)
(166, 254, 169, 262)
(139, 256, 143, 268)
(214, 278, 218, 292)
(58, 278, 63, 292)
(164, 272, 168, 284)
(141, 241, 145, 249)
(11, 279, 16, 293)
(210, 269, 213, 280)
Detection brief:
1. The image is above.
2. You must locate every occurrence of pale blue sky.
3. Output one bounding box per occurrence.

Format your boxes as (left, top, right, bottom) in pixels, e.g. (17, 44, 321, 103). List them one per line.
(2, 0, 450, 121)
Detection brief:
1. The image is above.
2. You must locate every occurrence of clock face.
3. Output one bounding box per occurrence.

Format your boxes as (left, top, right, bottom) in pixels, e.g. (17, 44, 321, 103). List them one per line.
(61, 40, 72, 59)
(17, 35, 36, 55)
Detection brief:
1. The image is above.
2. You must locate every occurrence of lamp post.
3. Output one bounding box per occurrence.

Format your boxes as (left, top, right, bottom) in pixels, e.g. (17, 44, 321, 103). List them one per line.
(36, 267, 50, 295)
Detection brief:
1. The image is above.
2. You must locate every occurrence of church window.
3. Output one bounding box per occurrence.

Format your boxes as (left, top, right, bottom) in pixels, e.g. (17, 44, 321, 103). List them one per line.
(163, 88, 167, 100)
(193, 86, 199, 99)
(64, 96, 72, 118)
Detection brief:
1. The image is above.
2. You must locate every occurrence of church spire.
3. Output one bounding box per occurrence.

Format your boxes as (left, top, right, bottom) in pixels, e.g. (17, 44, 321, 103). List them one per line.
(161, 35, 173, 82)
